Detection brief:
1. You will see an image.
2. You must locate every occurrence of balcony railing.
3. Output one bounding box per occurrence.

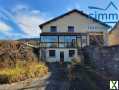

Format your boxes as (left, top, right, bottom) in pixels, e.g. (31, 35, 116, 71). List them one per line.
(39, 42, 80, 48)
(39, 34, 88, 48)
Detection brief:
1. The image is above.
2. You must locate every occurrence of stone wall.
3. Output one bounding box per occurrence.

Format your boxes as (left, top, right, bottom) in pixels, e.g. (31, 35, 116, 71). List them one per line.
(83, 45, 119, 79)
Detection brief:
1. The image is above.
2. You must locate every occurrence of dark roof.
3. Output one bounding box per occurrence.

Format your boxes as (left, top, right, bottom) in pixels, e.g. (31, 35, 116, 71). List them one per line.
(109, 21, 119, 34)
(39, 9, 111, 29)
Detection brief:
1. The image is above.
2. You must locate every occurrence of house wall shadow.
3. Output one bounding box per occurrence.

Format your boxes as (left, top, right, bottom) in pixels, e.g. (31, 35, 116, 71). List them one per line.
(32, 47, 40, 61)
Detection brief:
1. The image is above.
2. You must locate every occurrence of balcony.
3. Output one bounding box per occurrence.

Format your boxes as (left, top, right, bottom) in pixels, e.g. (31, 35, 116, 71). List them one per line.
(39, 34, 88, 48)
(40, 42, 78, 48)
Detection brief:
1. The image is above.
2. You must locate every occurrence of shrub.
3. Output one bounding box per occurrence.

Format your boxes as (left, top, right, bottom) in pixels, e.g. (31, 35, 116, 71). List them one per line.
(71, 55, 84, 65)
(0, 61, 48, 84)
(0, 40, 39, 68)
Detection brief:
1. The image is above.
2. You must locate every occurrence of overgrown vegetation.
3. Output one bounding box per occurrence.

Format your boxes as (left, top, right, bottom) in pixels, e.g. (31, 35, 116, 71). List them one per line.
(0, 41, 48, 84)
(0, 61, 48, 84)
(0, 40, 39, 68)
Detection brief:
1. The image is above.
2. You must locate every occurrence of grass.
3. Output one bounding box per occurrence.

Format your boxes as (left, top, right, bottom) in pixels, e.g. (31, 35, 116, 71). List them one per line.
(0, 61, 48, 84)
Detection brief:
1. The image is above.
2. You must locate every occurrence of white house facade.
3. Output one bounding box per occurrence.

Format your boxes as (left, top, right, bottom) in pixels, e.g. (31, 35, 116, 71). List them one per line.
(39, 9, 110, 62)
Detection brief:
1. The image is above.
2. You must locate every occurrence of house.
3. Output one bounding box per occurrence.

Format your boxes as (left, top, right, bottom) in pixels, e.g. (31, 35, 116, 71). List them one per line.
(39, 9, 110, 62)
(108, 22, 119, 46)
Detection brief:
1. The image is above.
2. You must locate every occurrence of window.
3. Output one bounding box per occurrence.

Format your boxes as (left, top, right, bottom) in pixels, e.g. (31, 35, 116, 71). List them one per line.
(49, 50, 55, 57)
(81, 36, 87, 47)
(65, 36, 76, 42)
(77, 37, 81, 47)
(50, 26, 57, 32)
(69, 50, 75, 57)
(68, 26, 74, 32)
(41, 36, 58, 42)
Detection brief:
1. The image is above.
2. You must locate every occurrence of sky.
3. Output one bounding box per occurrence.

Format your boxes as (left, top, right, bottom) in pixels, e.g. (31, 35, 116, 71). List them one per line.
(0, 0, 119, 40)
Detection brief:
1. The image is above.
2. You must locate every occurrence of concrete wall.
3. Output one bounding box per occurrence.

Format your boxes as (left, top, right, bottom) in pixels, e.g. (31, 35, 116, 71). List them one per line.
(41, 48, 78, 62)
(42, 12, 109, 33)
(83, 46, 119, 79)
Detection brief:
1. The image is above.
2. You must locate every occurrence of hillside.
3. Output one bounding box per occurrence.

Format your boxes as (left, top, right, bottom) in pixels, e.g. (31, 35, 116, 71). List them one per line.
(17, 38, 40, 46)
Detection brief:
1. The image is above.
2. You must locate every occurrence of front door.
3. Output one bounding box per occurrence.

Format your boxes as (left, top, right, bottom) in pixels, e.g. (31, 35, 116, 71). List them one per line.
(60, 51, 64, 63)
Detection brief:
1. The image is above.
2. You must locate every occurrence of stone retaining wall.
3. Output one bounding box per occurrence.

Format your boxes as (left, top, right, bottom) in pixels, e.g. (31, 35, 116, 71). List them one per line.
(83, 45, 119, 79)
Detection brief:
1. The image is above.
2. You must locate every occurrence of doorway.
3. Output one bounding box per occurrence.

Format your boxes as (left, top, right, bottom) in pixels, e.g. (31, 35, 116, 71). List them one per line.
(60, 51, 64, 63)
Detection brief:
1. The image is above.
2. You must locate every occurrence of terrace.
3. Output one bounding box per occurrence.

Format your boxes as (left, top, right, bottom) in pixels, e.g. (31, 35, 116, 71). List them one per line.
(40, 33, 88, 48)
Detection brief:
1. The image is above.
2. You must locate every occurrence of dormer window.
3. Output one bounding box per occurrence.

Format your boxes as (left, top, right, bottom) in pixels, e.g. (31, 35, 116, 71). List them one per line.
(50, 26, 57, 32)
(68, 26, 74, 32)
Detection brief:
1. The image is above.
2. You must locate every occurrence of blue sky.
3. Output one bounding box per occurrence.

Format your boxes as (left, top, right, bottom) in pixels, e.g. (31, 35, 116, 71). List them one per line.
(0, 0, 119, 40)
